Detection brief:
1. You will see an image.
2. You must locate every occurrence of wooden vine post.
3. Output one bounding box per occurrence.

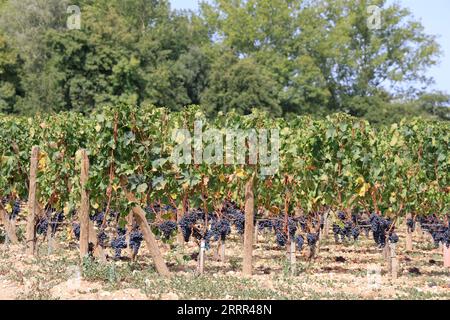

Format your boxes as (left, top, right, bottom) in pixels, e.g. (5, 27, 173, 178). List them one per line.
(0, 206, 18, 244)
(254, 221, 259, 244)
(383, 243, 390, 262)
(322, 210, 329, 240)
(416, 222, 424, 241)
(242, 173, 255, 276)
(220, 240, 226, 264)
(444, 245, 450, 268)
(47, 214, 54, 254)
(79, 149, 90, 260)
(25, 146, 39, 255)
(126, 211, 134, 257)
(290, 240, 296, 275)
(177, 194, 187, 247)
(198, 239, 206, 275)
(123, 187, 170, 277)
(88, 221, 107, 262)
(389, 243, 398, 280)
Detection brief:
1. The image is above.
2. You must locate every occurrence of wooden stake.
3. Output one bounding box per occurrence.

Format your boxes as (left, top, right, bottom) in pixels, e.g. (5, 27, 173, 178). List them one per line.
(177, 198, 186, 247)
(390, 243, 398, 279)
(0, 207, 18, 244)
(25, 146, 39, 256)
(124, 190, 170, 277)
(47, 218, 53, 255)
(416, 222, 424, 241)
(308, 245, 316, 260)
(125, 211, 134, 257)
(242, 174, 255, 276)
(290, 240, 296, 276)
(444, 245, 450, 268)
(383, 244, 390, 261)
(79, 149, 90, 260)
(220, 239, 225, 264)
(88, 221, 106, 263)
(406, 229, 413, 252)
(198, 239, 205, 275)
(323, 210, 329, 239)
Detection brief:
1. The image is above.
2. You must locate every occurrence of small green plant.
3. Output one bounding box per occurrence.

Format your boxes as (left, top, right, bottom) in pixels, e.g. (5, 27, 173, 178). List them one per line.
(228, 256, 241, 271)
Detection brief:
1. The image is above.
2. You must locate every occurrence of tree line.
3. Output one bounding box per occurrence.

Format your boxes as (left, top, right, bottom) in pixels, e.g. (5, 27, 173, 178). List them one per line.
(0, 0, 449, 124)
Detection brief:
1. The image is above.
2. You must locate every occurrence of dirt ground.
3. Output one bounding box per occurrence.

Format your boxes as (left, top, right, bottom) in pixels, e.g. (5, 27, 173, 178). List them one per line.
(0, 223, 449, 300)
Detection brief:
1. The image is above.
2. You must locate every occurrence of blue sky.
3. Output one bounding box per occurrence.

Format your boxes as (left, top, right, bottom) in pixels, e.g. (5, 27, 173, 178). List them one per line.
(170, 0, 450, 94)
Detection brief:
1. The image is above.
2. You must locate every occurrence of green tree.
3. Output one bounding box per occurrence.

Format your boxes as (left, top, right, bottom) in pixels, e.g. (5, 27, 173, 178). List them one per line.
(201, 49, 282, 116)
(202, 0, 442, 117)
(0, 33, 23, 113)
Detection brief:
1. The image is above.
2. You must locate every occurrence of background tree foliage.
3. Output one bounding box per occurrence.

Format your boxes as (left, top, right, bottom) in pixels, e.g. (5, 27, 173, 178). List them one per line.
(0, 0, 448, 123)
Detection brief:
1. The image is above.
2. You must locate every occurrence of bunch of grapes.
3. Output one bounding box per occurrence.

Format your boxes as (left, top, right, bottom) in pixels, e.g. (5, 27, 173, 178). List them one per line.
(97, 230, 108, 248)
(50, 211, 64, 235)
(11, 200, 21, 220)
(443, 227, 450, 249)
(343, 221, 353, 240)
(91, 211, 105, 228)
(307, 233, 318, 247)
(258, 220, 272, 233)
(332, 224, 343, 243)
(276, 232, 287, 247)
(337, 211, 346, 221)
(288, 218, 297, 239)
(225, 208, 245, 235)
(270, 219, 288, 247)
(158, 221, 177, 240)
(295, 235, 304, 251)
(370, 214, 393, 248)
(389, 232, 399, 244)
(178, 210, 203, 242)
(36, 217, 48, 235)
(351, 212, 360, 225)
(406, 218, 415, 233)
(210, 219, 231, 242)
(203, 230, 214, 250)
(111, 228, 127, 258)
(73, 223, 80, 240)
(297, 216, 307, 232)
(129, 228, 143, 255)
(351, 226, 360, 241)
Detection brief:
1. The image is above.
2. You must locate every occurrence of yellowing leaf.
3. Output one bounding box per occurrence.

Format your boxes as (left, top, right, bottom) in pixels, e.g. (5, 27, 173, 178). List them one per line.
(38, 156, 47, 171)
(358, 183, 370, 197)
(95, 124, 102, 132)
(235, 168, 246, 179)
(93, 202, 100, 210)
(67, 226, 74, 241)
(63, 204, 70, 215)
(355, 176, 365, 185)
(5, 203, 12, 214)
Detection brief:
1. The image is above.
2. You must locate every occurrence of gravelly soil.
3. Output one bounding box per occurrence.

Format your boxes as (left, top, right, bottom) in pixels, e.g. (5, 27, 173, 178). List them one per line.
(0, 223, 449, 300)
